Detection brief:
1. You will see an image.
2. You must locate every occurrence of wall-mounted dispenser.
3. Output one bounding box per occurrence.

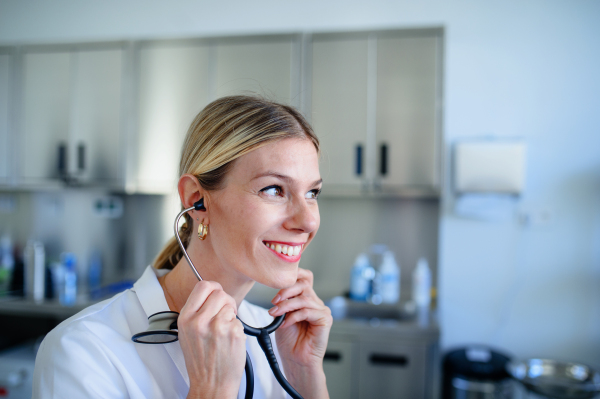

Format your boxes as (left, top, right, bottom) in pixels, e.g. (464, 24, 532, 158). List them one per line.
(454, 141, 526, 195)
(452, 140, 527, 222)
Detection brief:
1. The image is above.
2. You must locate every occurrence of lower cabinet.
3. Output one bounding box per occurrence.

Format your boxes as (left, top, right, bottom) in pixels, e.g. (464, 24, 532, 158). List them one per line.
(323, 338, 358, 399)
(358, 341, 427, 398)
(323, 324, 439, 399)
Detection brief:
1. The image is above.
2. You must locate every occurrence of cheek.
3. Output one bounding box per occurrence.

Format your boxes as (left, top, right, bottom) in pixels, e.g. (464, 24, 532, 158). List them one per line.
(219, 201, 280, 247)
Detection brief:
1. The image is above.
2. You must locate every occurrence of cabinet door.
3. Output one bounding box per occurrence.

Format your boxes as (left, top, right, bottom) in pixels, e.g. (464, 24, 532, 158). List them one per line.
(376, 33, 440, 192)
(311, 34, 369, 192)
(323, 338, 358, 399)
(215, 36, 295, 104)
(137, 43, 211, 193)
(20, 51, 71, 183)
(358, 341, 427, 398)
(0, 53, 10, 184)
(72, 48, 123, 185)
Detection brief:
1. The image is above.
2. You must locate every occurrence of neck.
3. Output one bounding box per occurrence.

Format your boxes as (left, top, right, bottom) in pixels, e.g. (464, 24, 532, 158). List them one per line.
(158, 239, 255, 312)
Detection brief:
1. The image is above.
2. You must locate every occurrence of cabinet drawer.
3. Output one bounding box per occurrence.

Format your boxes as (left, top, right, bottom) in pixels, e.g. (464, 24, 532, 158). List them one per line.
(358, 341, 427, 398)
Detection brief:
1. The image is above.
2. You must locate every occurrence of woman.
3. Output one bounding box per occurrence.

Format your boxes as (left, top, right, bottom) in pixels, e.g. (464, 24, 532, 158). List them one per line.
(33, 96, 332, 399)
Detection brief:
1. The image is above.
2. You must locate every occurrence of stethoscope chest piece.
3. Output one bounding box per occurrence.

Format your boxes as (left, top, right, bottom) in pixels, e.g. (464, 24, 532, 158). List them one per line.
(132, 311, 179, 344)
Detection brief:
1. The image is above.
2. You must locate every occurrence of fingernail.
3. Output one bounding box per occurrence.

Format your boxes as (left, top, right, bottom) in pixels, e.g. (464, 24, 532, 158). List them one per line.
(268, 306, 278, 315)
(272, 295, 281, 304)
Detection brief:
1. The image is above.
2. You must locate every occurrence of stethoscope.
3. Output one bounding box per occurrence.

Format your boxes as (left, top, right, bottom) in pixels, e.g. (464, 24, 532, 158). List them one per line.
(132, 198, 303, 399)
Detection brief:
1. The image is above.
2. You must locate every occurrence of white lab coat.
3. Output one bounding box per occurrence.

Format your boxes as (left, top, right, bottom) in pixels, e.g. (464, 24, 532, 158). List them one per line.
(32, 266, 288, 399)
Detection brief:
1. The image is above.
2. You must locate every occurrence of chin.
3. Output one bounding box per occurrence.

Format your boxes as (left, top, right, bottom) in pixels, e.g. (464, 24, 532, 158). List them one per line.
(257, 268, 298, 290)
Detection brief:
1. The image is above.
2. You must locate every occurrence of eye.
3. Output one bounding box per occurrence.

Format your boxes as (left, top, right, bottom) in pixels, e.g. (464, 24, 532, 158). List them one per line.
(260, 185, 283, 197)
(305, 189, 321, 200)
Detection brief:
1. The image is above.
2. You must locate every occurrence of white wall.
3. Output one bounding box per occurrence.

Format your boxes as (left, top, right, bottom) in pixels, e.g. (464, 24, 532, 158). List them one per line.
(2, 0, 599, 367)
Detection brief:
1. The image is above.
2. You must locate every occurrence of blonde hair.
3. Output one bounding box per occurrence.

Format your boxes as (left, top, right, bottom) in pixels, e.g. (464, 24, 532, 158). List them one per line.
(153, 95, 319, 270)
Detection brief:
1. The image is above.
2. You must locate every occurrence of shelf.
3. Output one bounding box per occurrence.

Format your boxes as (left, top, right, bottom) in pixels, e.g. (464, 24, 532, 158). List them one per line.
(0, 297, 99, 319)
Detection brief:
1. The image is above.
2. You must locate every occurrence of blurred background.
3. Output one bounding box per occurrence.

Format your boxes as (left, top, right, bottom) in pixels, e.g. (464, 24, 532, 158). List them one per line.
(0, 1, 598, 398)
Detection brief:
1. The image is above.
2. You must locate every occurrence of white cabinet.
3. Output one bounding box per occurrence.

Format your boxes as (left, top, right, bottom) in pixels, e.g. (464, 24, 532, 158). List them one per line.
(311, 30, 442, 197)
(358, 341, 427, 398)
(134, 35, 299, 193)
(323, 337, 358, 399)
(135, 41, 212, 193)
(20, 51, 70, 183)
(19, 45, 124, 187)
(215, 35, 299, 106)
(324, 322, 440, 399)
(0, 50, 13, 184)
(376, 33, 439, 193)
(311, 34, 369, 191)
(5, 30, 440, 195)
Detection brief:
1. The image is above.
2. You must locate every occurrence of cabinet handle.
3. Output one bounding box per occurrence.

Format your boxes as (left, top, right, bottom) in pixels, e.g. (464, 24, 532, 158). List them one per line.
(58, 143, 68, 178)
(369, 353, 408, 367)
(380, 143, 388, 176)
(324, 351, 342, 362)
(77, 143, 86, 172)
(355, 144, 363, 176)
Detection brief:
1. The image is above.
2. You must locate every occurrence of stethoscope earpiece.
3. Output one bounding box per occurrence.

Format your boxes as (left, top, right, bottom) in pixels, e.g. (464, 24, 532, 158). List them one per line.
(194, 198, 206, 211)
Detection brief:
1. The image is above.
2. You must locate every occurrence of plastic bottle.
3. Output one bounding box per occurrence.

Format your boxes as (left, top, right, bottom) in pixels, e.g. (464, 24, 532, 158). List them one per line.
(412, 257, 432, 308)
(349, 253, 371, 302)
(24, 240, 45, 302)
(379, 251, 400, 304)
(60, 253, 77, 306)
(0, 235, 15, 296)
(88, 251, 102, 299)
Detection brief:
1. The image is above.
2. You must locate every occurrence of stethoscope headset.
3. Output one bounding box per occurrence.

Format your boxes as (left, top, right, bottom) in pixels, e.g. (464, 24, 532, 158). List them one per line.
(132, 198, 303, 399)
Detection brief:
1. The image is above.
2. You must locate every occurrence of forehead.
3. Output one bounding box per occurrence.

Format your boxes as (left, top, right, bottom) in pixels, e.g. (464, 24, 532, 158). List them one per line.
(230, 137, 320, 183)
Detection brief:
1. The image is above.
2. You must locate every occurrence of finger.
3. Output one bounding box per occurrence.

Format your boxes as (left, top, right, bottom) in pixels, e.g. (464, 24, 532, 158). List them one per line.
(271, 279, 312, 304)
(213, 303, 237, 323)
(269, 295, 319, 317)
(280, 307, 332, 329)
(197, 290, 238, 321)
(297, 268, 314, 286)
(180, 281, 223, 317)
(212, 308, 246, 342)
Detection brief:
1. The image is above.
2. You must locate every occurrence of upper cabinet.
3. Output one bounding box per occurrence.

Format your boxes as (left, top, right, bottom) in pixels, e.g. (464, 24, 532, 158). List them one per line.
(133, 35, 300, 194)
(311, 30, 442, 197)
(215, 35, 299, 105)
(0, 49, 13, 185)
(311, 33, 369, 191)
(1, 30, 442, 197)
(18, 44, 125, 188)
(135, 40, 212, 194)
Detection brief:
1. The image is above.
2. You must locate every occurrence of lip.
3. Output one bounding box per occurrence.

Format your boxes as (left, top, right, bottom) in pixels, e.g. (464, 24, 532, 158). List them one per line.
(263, 241, 305, 263)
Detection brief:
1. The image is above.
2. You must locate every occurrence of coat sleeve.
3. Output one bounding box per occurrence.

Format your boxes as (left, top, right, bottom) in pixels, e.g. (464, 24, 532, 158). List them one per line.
(32, 323, 130, 399)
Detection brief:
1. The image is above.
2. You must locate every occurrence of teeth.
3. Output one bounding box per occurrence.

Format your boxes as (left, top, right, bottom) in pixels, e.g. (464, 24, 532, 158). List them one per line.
(264, 242, 302, 257)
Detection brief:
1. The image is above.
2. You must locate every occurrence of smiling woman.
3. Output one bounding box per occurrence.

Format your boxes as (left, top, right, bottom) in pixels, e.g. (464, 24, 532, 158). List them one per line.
(32, 96, 332, 399)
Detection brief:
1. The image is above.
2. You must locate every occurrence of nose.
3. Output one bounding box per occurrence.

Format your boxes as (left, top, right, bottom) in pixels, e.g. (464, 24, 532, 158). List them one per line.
(282, 196, 319, 234)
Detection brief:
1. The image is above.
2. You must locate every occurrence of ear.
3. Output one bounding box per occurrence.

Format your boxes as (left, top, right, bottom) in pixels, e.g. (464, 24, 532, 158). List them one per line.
(178, 174, 210, 221)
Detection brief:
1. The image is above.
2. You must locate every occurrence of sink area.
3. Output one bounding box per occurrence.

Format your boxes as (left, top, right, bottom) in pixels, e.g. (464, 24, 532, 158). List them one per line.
(325, 296, 416, 321)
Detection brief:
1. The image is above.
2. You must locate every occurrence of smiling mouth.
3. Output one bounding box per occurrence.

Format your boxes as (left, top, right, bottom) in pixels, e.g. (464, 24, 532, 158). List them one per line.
(263, 241, 303, 257)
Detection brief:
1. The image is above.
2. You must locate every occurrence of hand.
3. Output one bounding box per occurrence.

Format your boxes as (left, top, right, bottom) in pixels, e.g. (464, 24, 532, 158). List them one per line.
(270, 268, 332, 398)
(178, 281, 247, 399)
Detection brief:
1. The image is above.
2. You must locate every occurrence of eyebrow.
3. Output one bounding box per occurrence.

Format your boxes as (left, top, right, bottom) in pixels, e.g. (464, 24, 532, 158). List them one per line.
(252, 171, 323, 187)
